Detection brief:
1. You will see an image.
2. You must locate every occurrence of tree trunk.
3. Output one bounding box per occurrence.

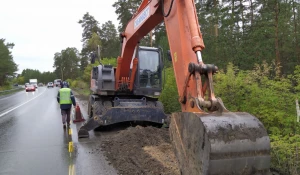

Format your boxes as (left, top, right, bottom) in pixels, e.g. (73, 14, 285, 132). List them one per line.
(274, 0, 281, 74)
(250, 0, 254, 26)
(214, 0, 218, 37)
(0, 75, 5, 86)
(292, 0, 299, 62)
(231, 0, 235, 34)
(240, 0, 244, 35)
(214, 0, 218, 59)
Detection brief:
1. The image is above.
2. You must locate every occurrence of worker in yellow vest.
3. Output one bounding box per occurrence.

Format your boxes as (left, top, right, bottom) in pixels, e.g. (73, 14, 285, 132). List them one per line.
(57, 82, 76, 128)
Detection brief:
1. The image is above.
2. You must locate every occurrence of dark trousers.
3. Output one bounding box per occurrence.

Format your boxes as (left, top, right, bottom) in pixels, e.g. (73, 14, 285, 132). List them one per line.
(61, 108, 71, 124)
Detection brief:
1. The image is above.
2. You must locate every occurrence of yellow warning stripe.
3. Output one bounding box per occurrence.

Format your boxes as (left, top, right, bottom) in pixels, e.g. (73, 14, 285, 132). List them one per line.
(69, 142, 73, 153)
(68, 121, 75, 174)
(68, 164, 75, 175)
(69, 128, 72, 135)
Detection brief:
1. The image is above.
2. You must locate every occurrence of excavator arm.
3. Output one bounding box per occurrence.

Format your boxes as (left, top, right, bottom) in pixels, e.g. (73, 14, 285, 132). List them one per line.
(116, 0, 215, 113)
(115, 0, 271, 174)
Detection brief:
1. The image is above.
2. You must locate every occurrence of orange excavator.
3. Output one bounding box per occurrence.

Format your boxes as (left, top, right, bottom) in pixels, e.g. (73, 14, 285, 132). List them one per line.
(78, 0, 271, 174)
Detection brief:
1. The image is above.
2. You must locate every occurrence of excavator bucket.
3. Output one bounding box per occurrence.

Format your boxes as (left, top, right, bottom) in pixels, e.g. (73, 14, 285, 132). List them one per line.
(169, 112, 271, 175)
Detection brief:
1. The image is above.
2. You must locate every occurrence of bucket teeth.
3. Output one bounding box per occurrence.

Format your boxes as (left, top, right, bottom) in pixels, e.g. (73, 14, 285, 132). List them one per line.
(78, 129, 89, 138)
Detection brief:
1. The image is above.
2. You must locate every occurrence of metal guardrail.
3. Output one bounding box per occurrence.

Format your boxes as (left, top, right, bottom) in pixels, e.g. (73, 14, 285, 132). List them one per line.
(0, 86, 24, 93)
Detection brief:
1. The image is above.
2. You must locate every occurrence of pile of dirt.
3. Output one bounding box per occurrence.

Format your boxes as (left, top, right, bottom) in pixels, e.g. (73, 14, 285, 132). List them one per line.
(100, 126, 180, 175)
(73, 93, 180, 174)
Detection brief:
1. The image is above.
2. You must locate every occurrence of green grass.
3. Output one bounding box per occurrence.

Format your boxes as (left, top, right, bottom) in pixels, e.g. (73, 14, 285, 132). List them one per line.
(73, 88, 91, 97)
(0, 85, 13, 91)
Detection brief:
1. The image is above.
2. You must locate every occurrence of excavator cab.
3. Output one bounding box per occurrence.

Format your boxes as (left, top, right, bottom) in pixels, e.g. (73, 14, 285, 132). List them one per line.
(78, 46, 166, 138)
(133, 46, 163, 97)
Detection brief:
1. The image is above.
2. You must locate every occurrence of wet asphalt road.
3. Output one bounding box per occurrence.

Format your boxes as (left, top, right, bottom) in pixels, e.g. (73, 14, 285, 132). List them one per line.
(0, 87, 117, 175)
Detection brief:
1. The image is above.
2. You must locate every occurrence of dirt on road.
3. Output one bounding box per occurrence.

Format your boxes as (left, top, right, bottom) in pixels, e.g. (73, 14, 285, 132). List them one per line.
(100, 126, 180, 175)
(74, 93, 180, 175)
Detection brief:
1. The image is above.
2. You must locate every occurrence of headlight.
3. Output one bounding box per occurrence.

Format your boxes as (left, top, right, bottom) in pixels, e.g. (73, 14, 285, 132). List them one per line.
(154, 92, 160, 96)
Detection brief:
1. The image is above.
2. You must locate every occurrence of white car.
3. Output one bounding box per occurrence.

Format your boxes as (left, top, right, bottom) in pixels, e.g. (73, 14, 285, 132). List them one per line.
(47, 82, 54, 88)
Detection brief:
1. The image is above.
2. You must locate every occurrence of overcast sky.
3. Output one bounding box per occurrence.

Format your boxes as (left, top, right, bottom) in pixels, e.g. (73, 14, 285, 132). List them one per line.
(0, 0, 119, 74)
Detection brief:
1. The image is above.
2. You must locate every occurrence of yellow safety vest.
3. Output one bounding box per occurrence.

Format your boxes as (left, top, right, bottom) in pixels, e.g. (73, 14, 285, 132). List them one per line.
(59, 88, 72, 104)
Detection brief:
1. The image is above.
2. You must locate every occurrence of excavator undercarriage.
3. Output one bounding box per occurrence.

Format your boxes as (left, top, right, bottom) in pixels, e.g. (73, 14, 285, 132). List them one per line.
(78, 95, 166, 138)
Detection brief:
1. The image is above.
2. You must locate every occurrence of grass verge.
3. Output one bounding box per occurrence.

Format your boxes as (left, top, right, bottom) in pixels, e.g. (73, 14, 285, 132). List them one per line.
(73, 88, 90, 97)
(0, 87, 24, 96)
(72, 88, 90, 102)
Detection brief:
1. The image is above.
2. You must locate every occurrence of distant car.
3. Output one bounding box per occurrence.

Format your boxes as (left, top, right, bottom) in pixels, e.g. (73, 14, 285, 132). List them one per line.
(26, 85, 35, 92)
(47, 82, 54, 88)
(54, 79, 62, 87)
(13, 83, 18, 86)
(38, 83, 43, 87)
(25, 83, 29, 87)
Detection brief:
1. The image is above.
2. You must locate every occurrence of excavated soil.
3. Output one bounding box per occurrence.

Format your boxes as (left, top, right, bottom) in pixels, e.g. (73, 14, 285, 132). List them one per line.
(100, 126, 180, 175)
(74, 93, 180, 175)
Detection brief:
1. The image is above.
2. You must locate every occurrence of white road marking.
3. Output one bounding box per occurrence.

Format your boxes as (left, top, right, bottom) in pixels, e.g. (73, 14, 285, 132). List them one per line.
(0, 89, 47, 117)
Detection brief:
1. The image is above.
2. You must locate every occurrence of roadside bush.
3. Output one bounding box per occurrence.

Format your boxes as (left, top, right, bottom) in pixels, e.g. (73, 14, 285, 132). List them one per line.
(0, 84, 10, 91)
(214, 63, 298, 136)
(65, 78, 73, 87)
(270, 135, 300, 175)
(66, 77, 87, 90)
(70, 80, 77, 88)
(16, 76, 25, 85)
(159, 67, 181, 114)
(77, 80, 88, 89)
